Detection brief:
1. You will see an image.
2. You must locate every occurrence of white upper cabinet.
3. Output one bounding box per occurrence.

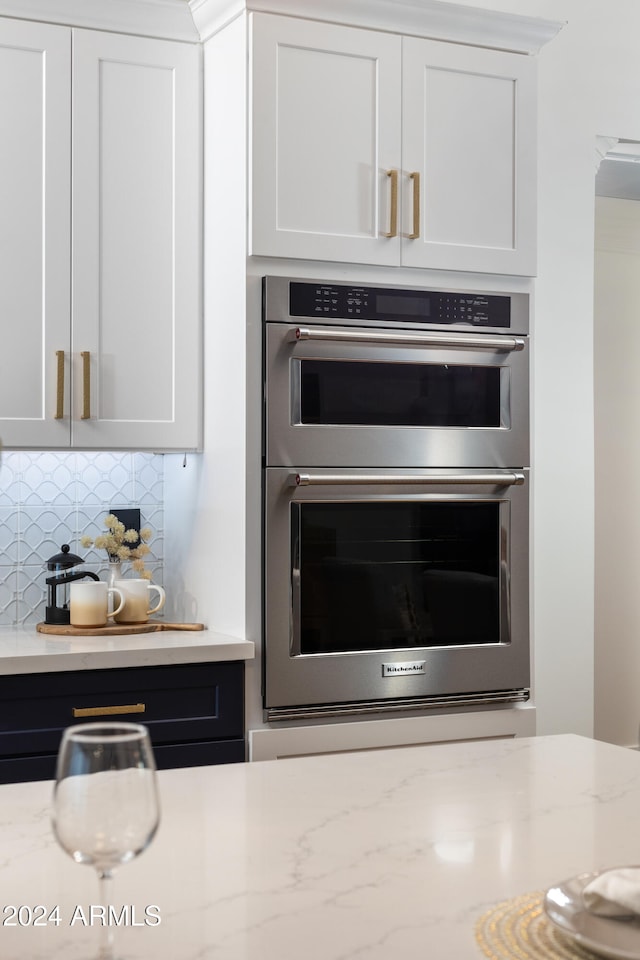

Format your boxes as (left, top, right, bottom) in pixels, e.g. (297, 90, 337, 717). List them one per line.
(0, 20, 71, 447)
(250, 15, 402, 266)
(72, 30, 201, 450)
(249, 13, 537, 276)
(401, 37, 536, 274)
(0, 18, 201, 450)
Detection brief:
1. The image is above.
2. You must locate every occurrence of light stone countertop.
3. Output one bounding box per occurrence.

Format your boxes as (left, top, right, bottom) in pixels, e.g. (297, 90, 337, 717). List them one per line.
(0, 625, 254, 674)
(2, 733, 640, 959)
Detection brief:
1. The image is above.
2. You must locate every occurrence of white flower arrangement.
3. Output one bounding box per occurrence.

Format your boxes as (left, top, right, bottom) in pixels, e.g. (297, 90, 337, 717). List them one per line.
(81, 514, 153, 579)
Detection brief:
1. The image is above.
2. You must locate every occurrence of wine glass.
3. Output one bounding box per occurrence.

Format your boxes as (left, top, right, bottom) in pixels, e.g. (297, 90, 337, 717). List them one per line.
(51, 722, 160, 958)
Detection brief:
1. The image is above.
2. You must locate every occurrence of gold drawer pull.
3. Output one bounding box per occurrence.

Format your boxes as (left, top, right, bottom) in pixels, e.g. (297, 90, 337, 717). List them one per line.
(73, 703, 146, 718)
(384, 169, 398, 238)
(55, 350, 65, 419)
(408, 170, 420, 239)
(81, 350, 91, 419)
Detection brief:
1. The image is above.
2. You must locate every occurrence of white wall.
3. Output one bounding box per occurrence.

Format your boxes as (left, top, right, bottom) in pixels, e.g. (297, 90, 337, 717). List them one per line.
(452, 0, 640, 737)
(594, 196, 640, 747)
(165, 0, 640, 742)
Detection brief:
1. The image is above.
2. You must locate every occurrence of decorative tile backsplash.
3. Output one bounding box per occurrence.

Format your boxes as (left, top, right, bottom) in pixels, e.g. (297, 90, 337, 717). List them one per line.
(0, 452, 164, 625)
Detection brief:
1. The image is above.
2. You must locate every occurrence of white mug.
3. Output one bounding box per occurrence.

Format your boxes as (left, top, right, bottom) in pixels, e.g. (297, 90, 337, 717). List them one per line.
(70, 581, 125, 628)
(113, 579, 166, 624)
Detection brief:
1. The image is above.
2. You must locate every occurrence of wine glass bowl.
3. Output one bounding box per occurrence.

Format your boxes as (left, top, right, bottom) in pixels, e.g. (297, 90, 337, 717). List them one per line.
(51, 722, 160, 957)
(53, 722, 160, 871)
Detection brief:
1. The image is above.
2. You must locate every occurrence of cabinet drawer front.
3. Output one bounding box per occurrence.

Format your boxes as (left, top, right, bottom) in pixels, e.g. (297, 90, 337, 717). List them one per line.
(0, 662, 244, 757)
(0, 737, 245, 785)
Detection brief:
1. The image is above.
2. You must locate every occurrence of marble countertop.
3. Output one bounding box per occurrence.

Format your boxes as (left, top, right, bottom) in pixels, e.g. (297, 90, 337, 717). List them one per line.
(0, 625, 254, 674)
(3, 733, 640, 959)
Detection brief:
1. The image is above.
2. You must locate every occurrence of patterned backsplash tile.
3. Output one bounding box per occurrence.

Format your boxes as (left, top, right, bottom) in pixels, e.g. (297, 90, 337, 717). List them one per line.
(0, 452, 164, 625)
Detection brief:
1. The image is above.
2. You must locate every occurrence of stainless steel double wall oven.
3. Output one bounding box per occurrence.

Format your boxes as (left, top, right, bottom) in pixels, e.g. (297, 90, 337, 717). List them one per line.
(263, 276, 530, 721)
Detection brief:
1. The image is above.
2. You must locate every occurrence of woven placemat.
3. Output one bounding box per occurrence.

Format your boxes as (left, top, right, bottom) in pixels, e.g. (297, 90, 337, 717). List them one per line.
(475, 891, 602, 959)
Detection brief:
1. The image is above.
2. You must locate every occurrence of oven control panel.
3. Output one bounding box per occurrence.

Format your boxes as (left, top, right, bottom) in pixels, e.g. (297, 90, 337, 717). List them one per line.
(289, 281, 511, 328)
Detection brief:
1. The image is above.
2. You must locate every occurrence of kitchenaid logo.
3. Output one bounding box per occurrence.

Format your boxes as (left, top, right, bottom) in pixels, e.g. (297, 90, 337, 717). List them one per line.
(382, 661, 426, 677)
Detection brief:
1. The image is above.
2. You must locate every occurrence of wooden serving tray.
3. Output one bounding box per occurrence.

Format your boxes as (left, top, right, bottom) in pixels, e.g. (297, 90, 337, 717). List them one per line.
(36, 621, 205, 636)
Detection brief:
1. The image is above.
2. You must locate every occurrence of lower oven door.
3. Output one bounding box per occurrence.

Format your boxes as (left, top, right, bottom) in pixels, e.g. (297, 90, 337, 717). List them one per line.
(263, 467, 529, 718)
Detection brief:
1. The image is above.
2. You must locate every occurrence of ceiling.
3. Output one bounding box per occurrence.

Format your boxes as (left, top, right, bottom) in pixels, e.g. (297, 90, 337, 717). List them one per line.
(596, 141, 640, 200)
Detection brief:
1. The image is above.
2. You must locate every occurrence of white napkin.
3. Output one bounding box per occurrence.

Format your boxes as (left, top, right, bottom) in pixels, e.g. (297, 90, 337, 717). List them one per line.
(583, 868, 640, 918)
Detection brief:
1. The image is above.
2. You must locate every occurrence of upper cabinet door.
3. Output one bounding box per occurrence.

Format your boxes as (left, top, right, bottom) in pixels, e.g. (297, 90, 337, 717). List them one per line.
(72, 30, 202, 450)
(401, 37, 537, 276)
(0, 20, 71, 447)
(250, 14, 402, 266)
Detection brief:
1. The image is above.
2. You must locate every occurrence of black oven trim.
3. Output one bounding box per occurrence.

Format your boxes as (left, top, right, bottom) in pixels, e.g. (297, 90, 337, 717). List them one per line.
(289, 281, 513, 329)
(265, 275, 530, 335)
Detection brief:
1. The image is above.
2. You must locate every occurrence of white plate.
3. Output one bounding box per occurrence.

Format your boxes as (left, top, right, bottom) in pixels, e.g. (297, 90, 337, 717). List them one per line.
(544, 871, 640, 960)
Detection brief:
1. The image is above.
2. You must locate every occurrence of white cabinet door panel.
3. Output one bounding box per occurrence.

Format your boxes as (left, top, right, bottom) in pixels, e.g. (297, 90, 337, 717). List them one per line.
(402, 37, 536, 275)
(422, 68, 515, 248)
(0, 20, 70, 446)
(72, 30, 201, 450)
(250, 14, 401, 265)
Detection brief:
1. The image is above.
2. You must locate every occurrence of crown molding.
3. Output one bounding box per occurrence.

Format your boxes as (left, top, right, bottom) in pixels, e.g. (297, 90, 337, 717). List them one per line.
(595, 136, 620, 172)
(189, 0, 244, 39)
(0, 0, 200, 41)
(190, 0, 564, 53)
(0, 0, 564, 51)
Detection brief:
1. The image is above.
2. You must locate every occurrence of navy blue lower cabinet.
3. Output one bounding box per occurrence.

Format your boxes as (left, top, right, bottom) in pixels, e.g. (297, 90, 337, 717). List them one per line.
(0, 661, 245, 784)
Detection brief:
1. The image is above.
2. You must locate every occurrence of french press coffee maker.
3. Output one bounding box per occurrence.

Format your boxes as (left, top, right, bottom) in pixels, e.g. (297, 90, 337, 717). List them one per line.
(45, 544, 100, 625)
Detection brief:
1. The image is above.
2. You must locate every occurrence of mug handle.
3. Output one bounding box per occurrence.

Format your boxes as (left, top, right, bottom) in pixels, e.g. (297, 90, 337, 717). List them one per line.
(147, 584, 166, 616)
(108, 587, 125, 619)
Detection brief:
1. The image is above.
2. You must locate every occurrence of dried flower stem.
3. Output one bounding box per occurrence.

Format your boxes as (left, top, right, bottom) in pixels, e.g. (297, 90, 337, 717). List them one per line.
(81, 514, 152, 580)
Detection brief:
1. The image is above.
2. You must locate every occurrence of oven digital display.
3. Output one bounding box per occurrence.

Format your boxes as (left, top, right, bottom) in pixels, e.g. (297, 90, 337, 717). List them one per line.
(375, 294, 430, 318)
(289, 281, 511, 327)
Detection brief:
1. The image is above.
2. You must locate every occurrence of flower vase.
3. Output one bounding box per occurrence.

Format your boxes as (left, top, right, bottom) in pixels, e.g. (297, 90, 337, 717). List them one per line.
(107, 559, 124, 620)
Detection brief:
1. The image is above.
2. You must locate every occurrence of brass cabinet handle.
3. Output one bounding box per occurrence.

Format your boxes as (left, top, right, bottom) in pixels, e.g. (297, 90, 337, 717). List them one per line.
(55, 350, 65, 419)
(408, 171, 420, 239)
(383, 169, 398, 238)
(81, 351, 91, 419)
(73, 703, 146, 718)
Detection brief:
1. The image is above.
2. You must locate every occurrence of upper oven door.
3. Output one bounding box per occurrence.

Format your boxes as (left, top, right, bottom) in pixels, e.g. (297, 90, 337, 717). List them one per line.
(264, 322, 529, 468)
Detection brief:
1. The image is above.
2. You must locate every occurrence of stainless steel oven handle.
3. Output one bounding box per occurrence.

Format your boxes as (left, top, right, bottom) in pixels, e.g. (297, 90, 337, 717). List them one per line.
(289, 327, 525, 352)
(292, 472, 526, 487)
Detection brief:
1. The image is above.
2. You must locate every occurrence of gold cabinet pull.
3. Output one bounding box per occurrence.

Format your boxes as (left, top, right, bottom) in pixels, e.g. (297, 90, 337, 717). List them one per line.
(81, 351, 91, 419)
(55, 350, 65, 419)
(408, 171, 420, 239)
(73, 703, 146, 718)
(383, 169, 398, 238)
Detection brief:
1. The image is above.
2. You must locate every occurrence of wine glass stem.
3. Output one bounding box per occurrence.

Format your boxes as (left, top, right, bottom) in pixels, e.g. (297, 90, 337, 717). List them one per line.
(98, 869, 115, 960)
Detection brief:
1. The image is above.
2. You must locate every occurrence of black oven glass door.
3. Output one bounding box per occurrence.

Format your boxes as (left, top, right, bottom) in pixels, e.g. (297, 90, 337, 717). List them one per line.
(299, 358, 502, 428)
(293, 500, 503, 654)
